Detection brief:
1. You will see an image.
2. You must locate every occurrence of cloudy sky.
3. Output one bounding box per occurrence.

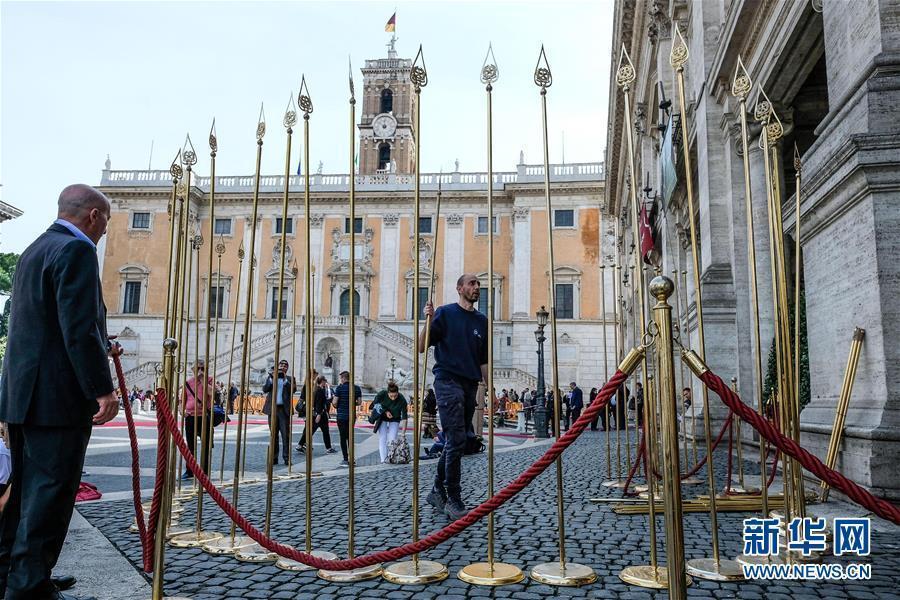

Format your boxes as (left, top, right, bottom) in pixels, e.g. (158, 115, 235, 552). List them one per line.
(1, 0, 614, 253)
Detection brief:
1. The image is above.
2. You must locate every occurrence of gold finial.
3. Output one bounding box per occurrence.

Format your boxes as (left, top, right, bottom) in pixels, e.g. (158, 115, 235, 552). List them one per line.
(237, 240, 245, 261)
(615, 44, 636, 89)
(169, 149, 183, 180)
(283, 92, 297, 130)
(533, 45, 552, 89)
(349, 56, 356, 103)
(209, 119, 218, 154)
(731, 56, 752, 99)
(256, 103, 266, 141)
(215, 235, 226, 256)
(766, 108, 784, 143)
(669, 22, 689, 69)
(753, 85, 773, 123)
(291, 257, 299, 278)
(298, 75, 313, 114)
(481, 43, 499, 85)
(411, 45, 428, 90)
(181, 134, 197, 167)
(794, 143, 801, 173)
(193, 233, 203, 249)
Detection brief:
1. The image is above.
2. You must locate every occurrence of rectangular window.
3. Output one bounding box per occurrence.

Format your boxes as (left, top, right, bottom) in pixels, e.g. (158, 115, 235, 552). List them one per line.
(123, 281, 142, 314)
(553, 209, 575, 228)
(269, 286, 289, 319)
(555, 283, 574, 319)
(477, 216, 499, 234)
(418, 216, 432, 234)
(476, 288, 498, 319)
(208, 285, 225, 318)
(214, 218, 232, 235)
(413, 286, 429, 319)
(131, 212, 151, 229)
(275, 217, 293, 235)
(344, 217, 363, 234)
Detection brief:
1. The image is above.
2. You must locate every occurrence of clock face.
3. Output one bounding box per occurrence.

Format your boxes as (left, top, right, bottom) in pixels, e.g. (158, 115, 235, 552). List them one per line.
(373, 113, 397, 139)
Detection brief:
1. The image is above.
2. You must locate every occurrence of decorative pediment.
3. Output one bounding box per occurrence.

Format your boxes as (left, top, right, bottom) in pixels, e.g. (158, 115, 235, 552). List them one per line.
(118, 326, 138, 338)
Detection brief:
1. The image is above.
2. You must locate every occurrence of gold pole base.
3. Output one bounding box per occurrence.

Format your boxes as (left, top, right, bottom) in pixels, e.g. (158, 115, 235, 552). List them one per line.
(686, 557, 746, 581)
(382, 559, 449, 584)
(201, 534, 256, 555)
(165, 524, 193, 540)
(458, 561, 524, 586)
(128, 519, 144, 533)
(719, 484, 760, 497)
(144, 596, 192, 599)
(529, 562, 596, 586)
(234, 543, 278, 563)
(736, 553, 786, 567)
(174, 489, 197, 501)
(276, 549, 339, 572)
(168, 530, 224, 548)
(239, 477, 261, 485)
(619, 565, 692, 589)
(276, 472, 305, 481)
(318, 562, 383, 582)
(681, 477, 703, 485)
(602, 479, 628, 488)
(638, 491, 663, 501)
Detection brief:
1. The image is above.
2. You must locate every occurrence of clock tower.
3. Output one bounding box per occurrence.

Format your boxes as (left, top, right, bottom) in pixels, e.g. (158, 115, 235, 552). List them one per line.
(358, 40, 416, 175)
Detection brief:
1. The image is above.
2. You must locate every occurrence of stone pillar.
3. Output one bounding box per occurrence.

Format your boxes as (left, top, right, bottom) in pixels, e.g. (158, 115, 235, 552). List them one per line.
(512, 206, 531, 319)
(442, 214, 464, 305)
(378, 213, 399, 318)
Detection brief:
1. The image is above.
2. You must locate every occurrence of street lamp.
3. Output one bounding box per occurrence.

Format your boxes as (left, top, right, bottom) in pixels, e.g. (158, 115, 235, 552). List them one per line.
(390, 355, 397, 383)
(533, 305, 550, 439)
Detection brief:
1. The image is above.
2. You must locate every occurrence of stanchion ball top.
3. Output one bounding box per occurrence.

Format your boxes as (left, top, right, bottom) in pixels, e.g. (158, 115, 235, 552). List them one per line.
(163, 338, 179, 351)
(649, 275, 675, 301)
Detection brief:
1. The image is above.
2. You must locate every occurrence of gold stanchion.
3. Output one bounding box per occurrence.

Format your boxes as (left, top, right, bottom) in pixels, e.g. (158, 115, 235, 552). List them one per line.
(171, 125, 223, 548)
(820, 328, 864, 502)
(680, 269, 699, 470)
(459, 45, 524, 587)
(671, 25, 744, 581)
(601, 264, 612, 480)
(216, 241, 243, 486)
(603, 257, 626, 488)
(615, 46, 665, 589)
(207, 107, 266, 556)
(528, 46, 595, 587)
(318, 61, 383, 582)
(275, 77, 339, 571)
(383, 45, 448, 585)
(724, 378, 757, 496)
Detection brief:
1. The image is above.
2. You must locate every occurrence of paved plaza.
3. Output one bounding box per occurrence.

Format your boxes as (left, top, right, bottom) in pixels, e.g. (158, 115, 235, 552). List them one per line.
(71, 417, 900, 599)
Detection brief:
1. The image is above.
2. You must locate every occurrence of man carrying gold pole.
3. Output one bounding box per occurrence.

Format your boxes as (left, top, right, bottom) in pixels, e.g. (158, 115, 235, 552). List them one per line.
(318, 60, 383, 582)
(459, 44, 524, 586)
(670, 25, 744, 581)
(383, 45, 449, 585)
(529, 46, 596, 586)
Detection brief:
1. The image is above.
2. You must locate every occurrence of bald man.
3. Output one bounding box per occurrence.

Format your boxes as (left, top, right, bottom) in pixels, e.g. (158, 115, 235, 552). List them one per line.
(0, 184, 117, 600)
(418, 273, 487, 521)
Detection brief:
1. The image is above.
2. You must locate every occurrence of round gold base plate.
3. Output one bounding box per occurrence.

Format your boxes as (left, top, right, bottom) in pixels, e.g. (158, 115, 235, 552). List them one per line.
(529, 561, 596, 586)
(318, 562, 383, 582)
(619, 565, 693, 589)
(275, 549, 339, 572)
(686, 557, 746, 581)
(382, 559, 449, 584)
(168, 530, 224, 548)
(234, 543, 278, 563)
(681, 477, 703, 485)
(276, 472, 305, 481)
(638, 491, 663, 501)
(735, 553, 786, 567)
(165, 525, 193, 540)
(458, 561, 525, 586)
(724, 484, 760, 495)
(602, 479, 627, 488)
(201, 534, 256, 555)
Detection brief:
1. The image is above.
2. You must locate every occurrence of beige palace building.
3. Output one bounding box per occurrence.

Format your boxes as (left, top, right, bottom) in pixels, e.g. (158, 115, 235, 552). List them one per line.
(99, 48, 612, 393)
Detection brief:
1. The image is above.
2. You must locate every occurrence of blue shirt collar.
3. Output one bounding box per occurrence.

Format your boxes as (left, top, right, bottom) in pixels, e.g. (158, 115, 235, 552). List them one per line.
(53, 219, 96, 250)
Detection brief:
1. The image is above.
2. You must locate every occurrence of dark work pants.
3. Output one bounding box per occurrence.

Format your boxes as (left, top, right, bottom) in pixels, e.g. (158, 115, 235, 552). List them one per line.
(571, 407, 582, 427)
(434, 376, 477, 499)
(268, 404, 291, 464)
(183, 415, 212, 476)
(299, 413, 332, 450)
(0, 424, 90, 600)
(336, 419, 350, 461)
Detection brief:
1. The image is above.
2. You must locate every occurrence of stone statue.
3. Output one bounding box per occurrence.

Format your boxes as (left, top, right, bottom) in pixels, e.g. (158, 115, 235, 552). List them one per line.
(317, 161, 323, 175)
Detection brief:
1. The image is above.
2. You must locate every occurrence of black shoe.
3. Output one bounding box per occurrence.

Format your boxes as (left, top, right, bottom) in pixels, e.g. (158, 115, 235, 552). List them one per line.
(425, 487, 447, 511)
(297, 446, 305, 453)
(180, 472, 193, 480)
(52, 575, 77, 591)
(444, 496, 468, 520)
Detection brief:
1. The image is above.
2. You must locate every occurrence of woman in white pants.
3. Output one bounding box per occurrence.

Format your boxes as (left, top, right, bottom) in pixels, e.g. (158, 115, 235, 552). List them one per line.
(373, 382, 408, 463)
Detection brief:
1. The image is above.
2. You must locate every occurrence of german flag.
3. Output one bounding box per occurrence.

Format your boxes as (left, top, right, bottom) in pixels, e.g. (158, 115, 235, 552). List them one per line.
(385, 12, 396, 32)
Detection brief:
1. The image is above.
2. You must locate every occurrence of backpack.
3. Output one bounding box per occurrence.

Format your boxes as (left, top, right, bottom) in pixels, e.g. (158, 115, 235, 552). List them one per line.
(387, 436, 411, 464)
(465, 435, 485, 455)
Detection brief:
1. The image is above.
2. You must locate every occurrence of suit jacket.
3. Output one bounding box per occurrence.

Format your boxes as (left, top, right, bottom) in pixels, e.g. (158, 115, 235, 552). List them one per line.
(570, 387, 584, 410)
(0, 223, 113, 427)
(262, 374, 295, 415)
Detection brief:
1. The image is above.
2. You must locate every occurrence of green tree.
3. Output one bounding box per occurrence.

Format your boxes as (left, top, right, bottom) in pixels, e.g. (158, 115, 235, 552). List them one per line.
(0, 252, 20, 351)
(763, 287, 810, 411)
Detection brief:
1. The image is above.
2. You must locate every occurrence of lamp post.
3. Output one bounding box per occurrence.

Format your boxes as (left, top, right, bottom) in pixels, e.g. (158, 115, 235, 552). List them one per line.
(390, 355, 397, 383)
(533, 306, 550, 439)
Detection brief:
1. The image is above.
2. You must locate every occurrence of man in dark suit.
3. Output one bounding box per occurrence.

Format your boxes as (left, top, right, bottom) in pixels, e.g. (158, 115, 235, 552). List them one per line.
(0, 184, 118, 600)
(262, 359, 295, 466)
(568, 382, 584, 426)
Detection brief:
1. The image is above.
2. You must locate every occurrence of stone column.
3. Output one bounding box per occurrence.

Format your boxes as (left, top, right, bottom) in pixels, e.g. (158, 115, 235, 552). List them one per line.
(442, 214, 464, 305)
(378, 213, 399, 318)
(512, 205, 531, 319)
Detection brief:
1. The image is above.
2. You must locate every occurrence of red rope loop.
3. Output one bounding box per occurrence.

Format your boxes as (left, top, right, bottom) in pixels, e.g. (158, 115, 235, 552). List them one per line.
(147, 369, 629, 570)
(700, 369, 900, 525)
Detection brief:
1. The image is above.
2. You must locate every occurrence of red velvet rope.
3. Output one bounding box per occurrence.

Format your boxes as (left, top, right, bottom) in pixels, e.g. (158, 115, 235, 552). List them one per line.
(700, 369, 900, 525)
(621, 430, 646, 496)
(145, 369, 630, 570)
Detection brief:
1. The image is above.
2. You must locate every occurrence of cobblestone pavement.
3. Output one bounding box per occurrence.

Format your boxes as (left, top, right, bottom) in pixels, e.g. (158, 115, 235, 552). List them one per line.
(78, 430, 900, 599)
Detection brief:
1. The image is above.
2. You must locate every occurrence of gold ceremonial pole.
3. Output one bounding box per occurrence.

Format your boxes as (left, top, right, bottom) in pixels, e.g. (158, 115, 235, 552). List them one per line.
(163, 151, 183, 343)
(529, 46, 596, 587)
(459, 44, 524, 586)
(601, 264, 612, 480)
(383, 44, 448, 586)
(319, 60, 383, 582)
(208, 105, 266, 556)
(604, 257, 625, 487)
(211, 236, 225, 477)
(821, 328, 864, 501)
(681, 269, 698, 468)
(616, 46, 665, 589)
(216, 242, 243, 486)
(671, 25, 744, 581)
(789, 145, 806, 519)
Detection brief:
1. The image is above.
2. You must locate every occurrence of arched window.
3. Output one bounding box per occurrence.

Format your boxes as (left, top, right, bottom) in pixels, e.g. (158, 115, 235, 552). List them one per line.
(339, 289, 361, 316)
(380, 88, 393, 113)
(378, 143, 391, 171)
